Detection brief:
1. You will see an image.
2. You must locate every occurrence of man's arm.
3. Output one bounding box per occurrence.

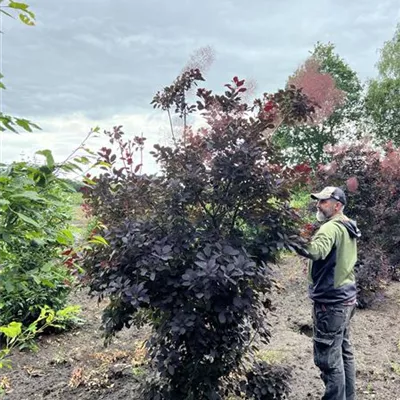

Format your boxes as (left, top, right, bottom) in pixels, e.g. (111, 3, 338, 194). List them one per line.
(307, 222, 338, 261)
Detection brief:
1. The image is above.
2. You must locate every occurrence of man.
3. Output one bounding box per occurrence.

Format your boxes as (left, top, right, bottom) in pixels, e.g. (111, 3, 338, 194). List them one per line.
(298, 186, 361, 400)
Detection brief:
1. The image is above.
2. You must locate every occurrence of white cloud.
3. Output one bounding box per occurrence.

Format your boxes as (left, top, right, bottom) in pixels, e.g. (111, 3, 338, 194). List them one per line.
(1, 111, 175, 176)
(74, 34, 106, 49)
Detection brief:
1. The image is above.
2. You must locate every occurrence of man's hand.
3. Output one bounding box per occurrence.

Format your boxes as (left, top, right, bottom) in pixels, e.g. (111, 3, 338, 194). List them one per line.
(291, 242, 311, 258)
(287, 235, 311, 258)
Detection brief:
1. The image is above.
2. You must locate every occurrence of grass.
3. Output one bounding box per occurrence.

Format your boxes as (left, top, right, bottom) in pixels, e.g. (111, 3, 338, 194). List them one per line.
(256, 349, 288, 365)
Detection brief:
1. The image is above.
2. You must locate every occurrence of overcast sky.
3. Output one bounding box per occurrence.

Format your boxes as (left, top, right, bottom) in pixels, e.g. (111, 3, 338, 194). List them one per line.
(1, 0, 399, 173)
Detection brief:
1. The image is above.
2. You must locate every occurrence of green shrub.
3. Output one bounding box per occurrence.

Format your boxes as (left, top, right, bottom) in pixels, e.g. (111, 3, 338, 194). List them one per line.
(0, 305, 82, 369)
(0, 156, 78, 326)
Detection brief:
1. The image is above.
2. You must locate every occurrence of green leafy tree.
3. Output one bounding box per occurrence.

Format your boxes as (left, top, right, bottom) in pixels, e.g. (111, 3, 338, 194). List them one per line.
(365, 24, 400, 144)
(275, 42, 363, 166)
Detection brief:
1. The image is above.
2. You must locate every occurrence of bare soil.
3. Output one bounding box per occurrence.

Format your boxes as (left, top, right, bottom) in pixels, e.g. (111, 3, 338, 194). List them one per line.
(1, 255, 400, 400)
(269, 256, 400, 400)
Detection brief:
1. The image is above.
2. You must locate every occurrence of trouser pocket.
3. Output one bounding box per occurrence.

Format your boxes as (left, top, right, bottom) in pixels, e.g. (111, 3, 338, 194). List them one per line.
(314, 330, 336, 370)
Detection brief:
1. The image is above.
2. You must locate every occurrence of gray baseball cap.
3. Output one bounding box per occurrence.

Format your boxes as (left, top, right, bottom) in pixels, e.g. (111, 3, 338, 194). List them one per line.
(311, 186, 346, 205)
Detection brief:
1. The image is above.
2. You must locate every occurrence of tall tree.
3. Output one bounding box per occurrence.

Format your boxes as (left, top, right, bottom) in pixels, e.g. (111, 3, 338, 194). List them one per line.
(274, 42, 363, 166)
(365, 24, 400, 145)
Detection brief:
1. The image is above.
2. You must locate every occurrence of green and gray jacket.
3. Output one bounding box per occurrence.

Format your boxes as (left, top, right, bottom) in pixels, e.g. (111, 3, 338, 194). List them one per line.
(307, 213, 361, 304)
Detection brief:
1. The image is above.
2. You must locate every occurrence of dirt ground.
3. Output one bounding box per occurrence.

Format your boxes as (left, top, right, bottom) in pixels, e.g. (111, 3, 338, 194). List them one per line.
(269, 256, 400, 400)
(1, 255, 400, 400)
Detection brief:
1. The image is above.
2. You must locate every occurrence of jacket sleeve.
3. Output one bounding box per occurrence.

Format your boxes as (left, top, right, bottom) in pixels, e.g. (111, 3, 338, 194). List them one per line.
(307, 222, 338, 261)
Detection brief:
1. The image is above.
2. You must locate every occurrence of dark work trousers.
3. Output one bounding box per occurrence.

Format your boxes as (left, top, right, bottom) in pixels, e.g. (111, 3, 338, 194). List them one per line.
(313, 302, 356, 400)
